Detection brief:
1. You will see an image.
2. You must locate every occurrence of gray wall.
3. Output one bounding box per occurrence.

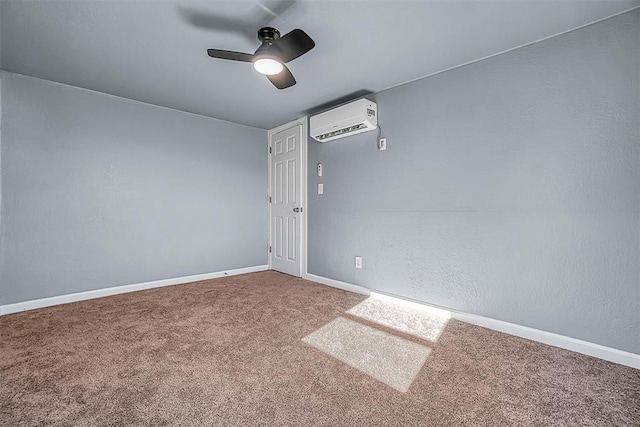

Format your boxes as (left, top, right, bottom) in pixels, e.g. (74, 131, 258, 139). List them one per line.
(0, 72, 267, 305)
(308, 10, 640, 353)
(0, 4, 3, 305)
(0, 76, 3, 307)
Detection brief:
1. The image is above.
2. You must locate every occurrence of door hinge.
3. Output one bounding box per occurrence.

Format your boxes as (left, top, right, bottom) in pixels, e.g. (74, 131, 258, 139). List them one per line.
(269, 147, 272, 154)
(269, 196, 272, 203)
(269, 246, 272, 253)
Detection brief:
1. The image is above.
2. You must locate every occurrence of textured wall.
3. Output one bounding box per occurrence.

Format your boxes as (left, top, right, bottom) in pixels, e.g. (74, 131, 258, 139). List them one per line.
(0, 6, 3, 304)
(307, 10, 640, 353)
(0, 71, 3, 306)
(0, 72, 267, 305)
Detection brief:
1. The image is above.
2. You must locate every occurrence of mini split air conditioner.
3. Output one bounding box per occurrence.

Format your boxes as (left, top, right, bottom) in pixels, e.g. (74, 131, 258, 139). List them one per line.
(310, 98, 377, 142)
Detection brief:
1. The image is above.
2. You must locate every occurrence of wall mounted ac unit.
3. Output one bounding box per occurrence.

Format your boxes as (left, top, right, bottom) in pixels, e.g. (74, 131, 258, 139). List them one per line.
(310, 98, 377, 142)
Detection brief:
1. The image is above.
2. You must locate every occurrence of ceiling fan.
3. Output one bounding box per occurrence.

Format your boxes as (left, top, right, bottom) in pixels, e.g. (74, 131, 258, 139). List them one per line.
(207, 27, 315, 89)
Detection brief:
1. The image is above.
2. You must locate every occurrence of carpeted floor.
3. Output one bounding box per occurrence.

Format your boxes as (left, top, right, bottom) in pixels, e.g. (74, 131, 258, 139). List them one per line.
(1, 271, 639, 426)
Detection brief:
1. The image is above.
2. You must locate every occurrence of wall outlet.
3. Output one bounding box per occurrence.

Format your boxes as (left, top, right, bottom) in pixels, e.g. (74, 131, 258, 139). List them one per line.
(318, 183, 324, 195)
(378, 137, 387, 151)
(317, 163, 323, 177)
(355, 256, 363, 269)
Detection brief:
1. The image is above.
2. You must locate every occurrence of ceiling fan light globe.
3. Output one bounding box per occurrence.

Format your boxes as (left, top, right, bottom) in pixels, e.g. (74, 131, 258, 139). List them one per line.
(253, 57, 284, 75)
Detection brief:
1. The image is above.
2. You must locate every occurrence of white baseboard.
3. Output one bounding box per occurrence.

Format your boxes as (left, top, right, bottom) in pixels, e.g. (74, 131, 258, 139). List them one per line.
(302, 273, 640, 370)
(0, 265, 269, 316)
(450, 309, 640, 369)
(304, 273, 371, 296)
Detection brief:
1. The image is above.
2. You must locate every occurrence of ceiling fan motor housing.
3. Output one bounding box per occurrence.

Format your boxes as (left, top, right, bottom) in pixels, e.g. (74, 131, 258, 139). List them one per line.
(254, 42, 282, 58)
(258, 27, 281, 43)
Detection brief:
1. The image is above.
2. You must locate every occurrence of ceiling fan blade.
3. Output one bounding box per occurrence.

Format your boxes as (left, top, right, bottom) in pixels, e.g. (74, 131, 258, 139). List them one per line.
(267, 64, 296, 89)
(274, 29, 315, 63)
(207, 49, 254, 62)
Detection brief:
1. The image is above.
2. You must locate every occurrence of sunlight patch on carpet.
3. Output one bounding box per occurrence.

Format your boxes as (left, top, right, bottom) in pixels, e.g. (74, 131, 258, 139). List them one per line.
(302, 317, 430, 392)
(347, 293, 450, 342)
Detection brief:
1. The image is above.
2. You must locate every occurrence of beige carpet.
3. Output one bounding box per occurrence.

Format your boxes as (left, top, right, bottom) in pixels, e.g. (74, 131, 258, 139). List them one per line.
(302, 316, 431, 392)
(1, 271, 639, 426)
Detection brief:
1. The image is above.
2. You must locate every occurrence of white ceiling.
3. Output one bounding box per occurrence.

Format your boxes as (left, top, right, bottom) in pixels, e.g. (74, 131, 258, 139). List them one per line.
(1, 0, 638, 129)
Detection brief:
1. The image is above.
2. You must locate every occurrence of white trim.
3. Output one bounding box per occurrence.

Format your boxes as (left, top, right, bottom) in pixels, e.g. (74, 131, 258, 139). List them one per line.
(0, 265, 268, 316)
(450, 309, 640, 370)
(267, 116, 308, 277)
(301, 118, 308, 279)
(304, 273, 371, 296)
(302, 273, 640, 370)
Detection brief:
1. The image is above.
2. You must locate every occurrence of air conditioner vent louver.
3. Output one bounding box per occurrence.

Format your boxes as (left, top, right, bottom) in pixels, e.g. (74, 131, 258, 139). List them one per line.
(310, 98, 378, 142)
(317, 123, 368, 141)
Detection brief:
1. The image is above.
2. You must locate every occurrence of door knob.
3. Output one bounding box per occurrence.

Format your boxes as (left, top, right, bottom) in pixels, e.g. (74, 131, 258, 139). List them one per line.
(293, 207, 300, 212)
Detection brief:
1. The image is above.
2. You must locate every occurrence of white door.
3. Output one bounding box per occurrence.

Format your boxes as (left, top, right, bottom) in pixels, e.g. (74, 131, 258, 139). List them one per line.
(269, 124, 303, 276)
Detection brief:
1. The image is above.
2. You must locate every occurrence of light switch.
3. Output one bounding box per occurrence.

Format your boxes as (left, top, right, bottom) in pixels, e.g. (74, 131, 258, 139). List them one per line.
(318, 183, 324, 195)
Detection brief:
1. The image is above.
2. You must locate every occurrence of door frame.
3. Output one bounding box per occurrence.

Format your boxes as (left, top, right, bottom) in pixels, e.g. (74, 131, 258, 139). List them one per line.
(267, 116, 308, 277)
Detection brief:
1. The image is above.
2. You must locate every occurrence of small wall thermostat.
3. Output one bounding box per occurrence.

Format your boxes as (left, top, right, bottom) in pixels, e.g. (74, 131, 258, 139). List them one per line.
(317, 163, 323, 177)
